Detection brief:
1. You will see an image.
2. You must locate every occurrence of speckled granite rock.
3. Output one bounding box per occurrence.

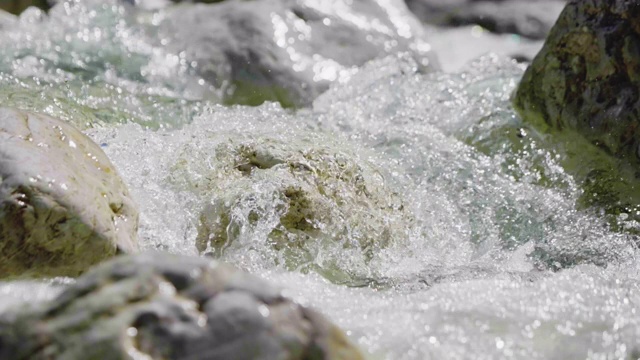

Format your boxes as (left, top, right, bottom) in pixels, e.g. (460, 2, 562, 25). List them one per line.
(406, 0, 566, 39)
(0, 108, 138, 278)
(514, 0, 640, 166)
(158, 0, 437, 107)
(0, 252, 364, 360)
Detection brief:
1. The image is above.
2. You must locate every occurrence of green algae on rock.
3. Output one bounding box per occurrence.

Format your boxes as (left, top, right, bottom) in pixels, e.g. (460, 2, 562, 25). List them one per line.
(0, 108, 138, 278)
(514, 0, 640, 165)
(170, 127, 411, 284)
(513, 0, 640, 216)
(0, 252, 364, 360)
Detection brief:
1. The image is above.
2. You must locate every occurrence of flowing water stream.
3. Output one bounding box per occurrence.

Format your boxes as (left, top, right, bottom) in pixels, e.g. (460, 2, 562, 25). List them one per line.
(1, 1, 640, 359)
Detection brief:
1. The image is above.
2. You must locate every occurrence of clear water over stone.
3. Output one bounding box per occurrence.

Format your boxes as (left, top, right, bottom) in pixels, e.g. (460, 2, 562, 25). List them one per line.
(0, 0, 209, 129)
(1, 1, 640, 359)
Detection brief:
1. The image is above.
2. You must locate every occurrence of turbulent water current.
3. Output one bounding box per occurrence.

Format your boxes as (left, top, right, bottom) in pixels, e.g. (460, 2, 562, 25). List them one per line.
(2, 1, 640, 359)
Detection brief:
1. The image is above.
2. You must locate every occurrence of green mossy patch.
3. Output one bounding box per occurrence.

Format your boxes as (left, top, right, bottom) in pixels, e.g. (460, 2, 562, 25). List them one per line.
(0, 0, 49, 15)
(513, 0, 640, 233)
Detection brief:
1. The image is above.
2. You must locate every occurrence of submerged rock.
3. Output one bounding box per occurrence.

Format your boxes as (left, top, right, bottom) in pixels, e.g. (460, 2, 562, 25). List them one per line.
(406, 0, 566, 40)
(0, 252, 363, 360)
(0, 108, 138, 278)
(158, 0, 437, 107)
(514, 0, 640, 213)
(169, 124, 411, 283)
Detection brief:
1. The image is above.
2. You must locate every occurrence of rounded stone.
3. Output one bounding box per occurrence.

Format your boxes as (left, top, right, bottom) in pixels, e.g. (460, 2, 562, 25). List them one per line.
(0, 108, 139, 278)
(170, 129, 411, 283)
(157, 0, 438, 107)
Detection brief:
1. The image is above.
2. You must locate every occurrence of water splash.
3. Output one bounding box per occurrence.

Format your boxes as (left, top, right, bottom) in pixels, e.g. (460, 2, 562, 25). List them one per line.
(0, 0, 210, 129)
(0, 2, 639, 359)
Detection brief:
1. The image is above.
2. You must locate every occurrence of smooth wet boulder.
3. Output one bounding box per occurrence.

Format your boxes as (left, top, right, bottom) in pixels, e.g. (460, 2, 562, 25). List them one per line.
(405, 0, 566, 39)
(0, 252, 363, 360)
(0, 108, 138, 278)
(158, 0, 437, 107)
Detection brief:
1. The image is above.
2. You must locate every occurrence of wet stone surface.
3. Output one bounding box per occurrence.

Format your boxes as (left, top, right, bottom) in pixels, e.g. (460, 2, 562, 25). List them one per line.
(169, 124, 411, 285)
(514, 0, 640, 215)
(0, 252, 363, 360)
(0, 108, 138, 278)
(515, 0, 640, 163)
(158, 0, 437, 107)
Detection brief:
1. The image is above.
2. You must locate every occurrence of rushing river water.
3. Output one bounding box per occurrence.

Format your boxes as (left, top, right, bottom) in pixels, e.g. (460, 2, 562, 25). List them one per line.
(2, 1, 640, 359)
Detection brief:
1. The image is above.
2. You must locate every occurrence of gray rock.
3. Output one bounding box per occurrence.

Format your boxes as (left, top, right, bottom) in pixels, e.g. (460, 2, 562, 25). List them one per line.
(0, 252, 364, 360)
(406, 0, 566, 39)
(157, 0, 437, 107)
(125, 0, 221, 8)
(0, 108, 138, 278)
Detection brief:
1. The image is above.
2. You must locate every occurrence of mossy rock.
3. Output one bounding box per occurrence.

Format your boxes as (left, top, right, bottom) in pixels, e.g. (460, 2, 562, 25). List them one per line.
(513, 0, 640, 217)
(171, 130, 411, 284)
(515, 0, 640, 164)
(0, 108, 138, 278)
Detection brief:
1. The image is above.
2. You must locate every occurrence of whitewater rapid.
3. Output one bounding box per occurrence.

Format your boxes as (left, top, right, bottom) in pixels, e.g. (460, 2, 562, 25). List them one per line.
(0, 1, 639, 359)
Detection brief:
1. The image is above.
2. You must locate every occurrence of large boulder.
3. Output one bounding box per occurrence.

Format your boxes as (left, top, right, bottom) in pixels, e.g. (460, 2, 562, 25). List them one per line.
(157, 0, 437, 107)
(514, 0, 640, 161)
(405, 0, 566, 39)
(513, 1, 640, 211)
(0, 108, 138, 278)
(0, 252, 363, 359)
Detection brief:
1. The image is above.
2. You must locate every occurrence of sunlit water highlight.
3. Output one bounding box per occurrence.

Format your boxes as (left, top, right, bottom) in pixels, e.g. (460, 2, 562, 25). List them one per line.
(1, 1, 640, 359)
